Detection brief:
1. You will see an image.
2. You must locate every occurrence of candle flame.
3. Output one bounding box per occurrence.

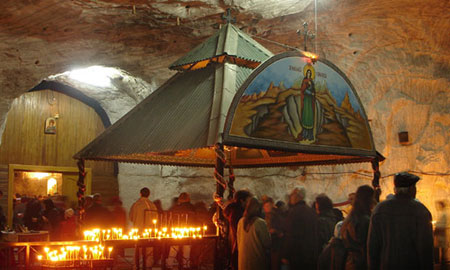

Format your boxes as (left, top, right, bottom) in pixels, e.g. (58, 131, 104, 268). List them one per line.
(83, 225, 214, 241)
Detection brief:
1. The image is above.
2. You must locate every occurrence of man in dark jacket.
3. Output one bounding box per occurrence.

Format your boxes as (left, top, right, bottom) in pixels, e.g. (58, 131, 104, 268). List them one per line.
(282, 187, 319, 270)
(315, 194, 339, 252)
(367, 172, 434, 270)
(84, 193, 110, 229)
(0, 191, 6, 230)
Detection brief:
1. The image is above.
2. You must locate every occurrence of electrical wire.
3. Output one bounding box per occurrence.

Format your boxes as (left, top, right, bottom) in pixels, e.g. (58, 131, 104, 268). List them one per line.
(144, 12, 450, 181)
(249, 34, 302, 51)
(314, 0, 317, 53)
(304, 170, 450, 179)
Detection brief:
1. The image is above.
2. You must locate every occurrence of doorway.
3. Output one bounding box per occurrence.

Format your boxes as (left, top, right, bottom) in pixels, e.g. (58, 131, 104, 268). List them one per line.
(7, 164, 92, 227)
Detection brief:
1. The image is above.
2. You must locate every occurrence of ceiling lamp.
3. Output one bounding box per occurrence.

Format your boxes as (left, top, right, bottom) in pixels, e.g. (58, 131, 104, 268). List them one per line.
(68, 66, 120, 87)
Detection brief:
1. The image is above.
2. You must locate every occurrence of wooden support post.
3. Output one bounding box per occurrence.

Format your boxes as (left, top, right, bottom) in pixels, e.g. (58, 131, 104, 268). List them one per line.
(214, 143, 227, 270)
(372, 159, 381, 202)
(227, 166, 235, 200)
(25, 244, 30, 269)
(77, 159, 87, 220)
(142, 247, 146, 270)
(214, 144, 225, 197)
(134, 244, 140, 270)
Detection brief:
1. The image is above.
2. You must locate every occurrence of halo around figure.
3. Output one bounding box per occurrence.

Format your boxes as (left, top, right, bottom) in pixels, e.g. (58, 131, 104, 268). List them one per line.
(303, 64, 315, 80)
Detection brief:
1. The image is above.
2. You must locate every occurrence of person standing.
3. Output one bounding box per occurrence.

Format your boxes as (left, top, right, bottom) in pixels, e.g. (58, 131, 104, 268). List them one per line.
(129, 187, 158, 230)
(24, 199, 44, 231)
(342, 193, 356, 218)
(237, 197, 271, 270)
(341, 185, 375, 270)
(84, 193, 110, 229)
(263, 198, 284, 270)
(111, 196, 127, 230)
(129, 188, 158, 267)
(168, 192, 196, 269)
(367, 172, 434, 270)
(224, 190, 252, 270)
(315, 194, 340, 252)
(435, 200, 449, 270)
(42, 198, 63, 240)
(0, 191, 6, 230)
(281, 187, 319, 270)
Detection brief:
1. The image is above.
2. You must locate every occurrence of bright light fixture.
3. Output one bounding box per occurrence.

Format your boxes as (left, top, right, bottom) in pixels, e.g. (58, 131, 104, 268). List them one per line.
(68, 66, 120, 87)
(47, 178, 57, 195)
(27, 172, 50, 180)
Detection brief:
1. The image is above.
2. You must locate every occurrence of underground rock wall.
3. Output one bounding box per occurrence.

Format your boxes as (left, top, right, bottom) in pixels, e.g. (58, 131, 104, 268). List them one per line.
(0, 0, 448, 218)
(117, 0, 450, 218)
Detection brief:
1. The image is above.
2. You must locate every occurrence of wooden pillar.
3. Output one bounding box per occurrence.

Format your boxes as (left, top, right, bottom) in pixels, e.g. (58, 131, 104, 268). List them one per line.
(227, 166, 235, 200)
(371, 159, 381, 202)
(214, 143, 226, 197)
(77, 159, 87, 220)
(213, 143, 227, 270)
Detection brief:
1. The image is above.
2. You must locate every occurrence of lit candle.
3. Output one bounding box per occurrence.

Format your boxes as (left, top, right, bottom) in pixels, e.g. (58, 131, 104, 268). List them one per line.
(153, 219, 157, 236)
(44, 247, 49, 260)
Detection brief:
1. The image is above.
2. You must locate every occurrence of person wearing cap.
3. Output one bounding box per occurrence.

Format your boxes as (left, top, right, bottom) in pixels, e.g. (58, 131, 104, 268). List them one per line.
(367, 172, 434, 270)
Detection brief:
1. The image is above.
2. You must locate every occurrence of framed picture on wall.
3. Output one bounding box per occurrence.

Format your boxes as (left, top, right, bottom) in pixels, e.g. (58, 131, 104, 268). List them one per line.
(44, 117, 57, 134)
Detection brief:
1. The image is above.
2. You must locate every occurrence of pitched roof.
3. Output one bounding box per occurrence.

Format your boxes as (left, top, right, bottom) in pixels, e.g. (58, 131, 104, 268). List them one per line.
(75, 24, 382, 168)
(74, 64, 255, 160)
(74, 62, 382, 167)
(169, 23, 273, 71)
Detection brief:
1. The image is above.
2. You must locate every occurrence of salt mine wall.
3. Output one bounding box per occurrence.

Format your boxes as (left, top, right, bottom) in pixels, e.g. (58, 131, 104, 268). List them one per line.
(0, 0, 448, 220)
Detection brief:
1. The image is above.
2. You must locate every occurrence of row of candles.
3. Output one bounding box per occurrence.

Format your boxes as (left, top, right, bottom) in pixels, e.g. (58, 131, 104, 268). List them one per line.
(84, 223, 209, 242)
(37, 245, 113, 262)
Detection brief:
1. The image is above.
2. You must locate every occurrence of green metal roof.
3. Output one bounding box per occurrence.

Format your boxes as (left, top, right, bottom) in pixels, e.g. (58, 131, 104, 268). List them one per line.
(169, 23, 273, 70)
(74, 64, 256, 160)
(74, 24, 384, 168)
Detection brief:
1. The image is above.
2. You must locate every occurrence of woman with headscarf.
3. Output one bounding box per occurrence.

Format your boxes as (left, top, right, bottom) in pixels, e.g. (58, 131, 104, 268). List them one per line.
(237, 197, 271, 270)
(60, 208, 77, 240)
(341, 185, 375, 270)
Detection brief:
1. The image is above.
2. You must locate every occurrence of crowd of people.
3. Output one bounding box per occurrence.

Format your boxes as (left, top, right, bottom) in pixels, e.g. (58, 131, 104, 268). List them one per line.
(225, 172, 449, 270)
(0, 171, 449, 270)
(1, 193, 78, 241)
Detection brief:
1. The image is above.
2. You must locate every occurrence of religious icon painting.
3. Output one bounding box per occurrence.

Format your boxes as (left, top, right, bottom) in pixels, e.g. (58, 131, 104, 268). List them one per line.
(44, 117, 57, 134)
(225, 51, 374, 152)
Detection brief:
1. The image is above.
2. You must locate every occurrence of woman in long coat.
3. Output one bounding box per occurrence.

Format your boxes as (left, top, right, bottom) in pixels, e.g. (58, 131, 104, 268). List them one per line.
(341, 185, 375, 270)
(237, 197, 271, 270)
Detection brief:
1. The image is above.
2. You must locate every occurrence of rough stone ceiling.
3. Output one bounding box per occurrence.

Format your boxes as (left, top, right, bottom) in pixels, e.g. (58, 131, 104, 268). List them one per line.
(0, 0, 315, 94)
(1, 0, 449, 215)
(49, 66, 155, 122)
(0, 0, 449, 139)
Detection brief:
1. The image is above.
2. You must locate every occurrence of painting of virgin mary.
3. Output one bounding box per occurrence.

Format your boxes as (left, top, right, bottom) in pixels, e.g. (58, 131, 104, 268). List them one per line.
(44, 117, 57, 134)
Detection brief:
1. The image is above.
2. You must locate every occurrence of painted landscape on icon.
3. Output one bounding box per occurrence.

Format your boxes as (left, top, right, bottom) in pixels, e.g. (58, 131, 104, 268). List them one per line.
(230, 56, 373, 150)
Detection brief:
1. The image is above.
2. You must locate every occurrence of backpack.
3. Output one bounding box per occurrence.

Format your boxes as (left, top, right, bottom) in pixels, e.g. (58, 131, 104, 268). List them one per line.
(317, 237, 347, 270)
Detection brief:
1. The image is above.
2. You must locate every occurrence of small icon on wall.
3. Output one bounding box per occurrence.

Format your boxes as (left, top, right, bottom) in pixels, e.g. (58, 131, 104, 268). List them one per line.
(44, 117, 57, 134)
